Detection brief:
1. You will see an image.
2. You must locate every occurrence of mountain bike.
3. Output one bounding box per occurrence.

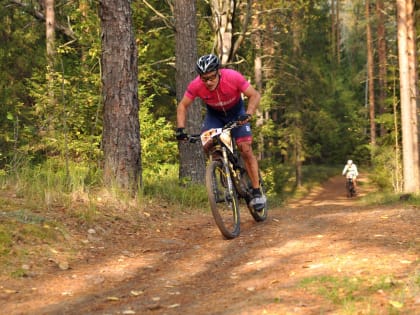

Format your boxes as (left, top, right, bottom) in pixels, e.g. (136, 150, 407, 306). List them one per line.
(189, 121, 267, 239)
(346, 177, 356, 198)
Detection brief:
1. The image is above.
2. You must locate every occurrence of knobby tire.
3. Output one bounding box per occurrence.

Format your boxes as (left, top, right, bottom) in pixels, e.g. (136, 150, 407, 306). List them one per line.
(206, 160, 240, 239)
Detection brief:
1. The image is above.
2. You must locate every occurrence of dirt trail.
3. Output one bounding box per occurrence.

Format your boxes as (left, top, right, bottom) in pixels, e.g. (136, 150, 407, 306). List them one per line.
(1, 175, 419, 314)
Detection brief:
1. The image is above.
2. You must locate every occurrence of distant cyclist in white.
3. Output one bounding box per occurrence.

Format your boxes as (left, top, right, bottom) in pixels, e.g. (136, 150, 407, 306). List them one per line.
(342, 160, 359, 192)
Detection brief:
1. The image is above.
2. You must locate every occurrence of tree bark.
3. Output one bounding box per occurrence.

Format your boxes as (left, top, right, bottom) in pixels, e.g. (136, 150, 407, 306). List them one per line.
(335, 0, 340, 64)
(209, 0, 253, 64)
(331, 0, 336, 61)
(252, 1, 263, 160)
(174, 0, 206, 183)
(45, 0, 55, 65)
(397, 0, 419, 192)
(376, 0, 387, 136)
(366, 0, 376, 146)
(211, 0, 234, 64)
(100, 0, 141, 193)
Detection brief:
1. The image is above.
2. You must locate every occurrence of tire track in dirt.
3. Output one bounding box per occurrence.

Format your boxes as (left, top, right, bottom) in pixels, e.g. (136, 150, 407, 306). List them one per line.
(2, 175, 419, 314)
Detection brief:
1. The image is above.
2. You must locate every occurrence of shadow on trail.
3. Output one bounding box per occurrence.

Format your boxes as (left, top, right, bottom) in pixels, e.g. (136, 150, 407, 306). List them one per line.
(6, 174, 419, 315)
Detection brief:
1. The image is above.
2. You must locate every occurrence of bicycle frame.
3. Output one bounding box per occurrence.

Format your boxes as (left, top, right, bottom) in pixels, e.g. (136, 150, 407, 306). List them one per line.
(187, 121, 267, 239)
(201, 123, 248, 198)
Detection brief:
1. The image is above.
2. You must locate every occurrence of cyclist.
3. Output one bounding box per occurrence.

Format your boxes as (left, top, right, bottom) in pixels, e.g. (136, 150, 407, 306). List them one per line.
(176, 54, 266, 211)
(342, 159, 359, 192)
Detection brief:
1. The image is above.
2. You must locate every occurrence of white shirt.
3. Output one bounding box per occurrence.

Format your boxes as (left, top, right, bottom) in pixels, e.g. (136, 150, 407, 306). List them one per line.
(342, 163, 358, 179)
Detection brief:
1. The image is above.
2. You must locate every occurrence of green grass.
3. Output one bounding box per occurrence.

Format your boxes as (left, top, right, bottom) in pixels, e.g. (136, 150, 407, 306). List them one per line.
(143, 164, 208, 211)
(299, 273, 420, 314)
(360, 190, 420, 207)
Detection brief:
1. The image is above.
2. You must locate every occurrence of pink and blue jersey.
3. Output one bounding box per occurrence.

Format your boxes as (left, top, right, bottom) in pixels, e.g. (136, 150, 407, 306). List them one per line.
(184, 68, 250, 112)
(184, 68, 253, 143)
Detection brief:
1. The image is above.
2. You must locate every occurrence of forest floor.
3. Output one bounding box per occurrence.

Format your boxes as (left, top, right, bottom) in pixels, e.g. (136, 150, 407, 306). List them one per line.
(0, 174, 419, 315)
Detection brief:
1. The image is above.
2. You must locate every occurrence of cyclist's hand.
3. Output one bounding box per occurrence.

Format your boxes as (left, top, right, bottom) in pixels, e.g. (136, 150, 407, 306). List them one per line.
(176, 128, 188, 141)
(238, 114, 252, 125)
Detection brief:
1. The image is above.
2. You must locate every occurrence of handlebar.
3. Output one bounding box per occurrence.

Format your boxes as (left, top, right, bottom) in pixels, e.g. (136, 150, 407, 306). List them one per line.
(180, 120, 243, 144)
(187, 134, 201, 143)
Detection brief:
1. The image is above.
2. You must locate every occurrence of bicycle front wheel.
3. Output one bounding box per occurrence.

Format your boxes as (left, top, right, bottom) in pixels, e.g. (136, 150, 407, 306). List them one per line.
(206, 160, 240, 239)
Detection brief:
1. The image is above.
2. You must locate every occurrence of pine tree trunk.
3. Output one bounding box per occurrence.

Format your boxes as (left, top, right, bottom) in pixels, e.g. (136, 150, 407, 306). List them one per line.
(292, 8, 302, 188)
(45, 0, 56, 132)
(376, 0, 387, 136)
(406, 0, 419, 110)
(366, 0, 376, 146)
(335, 0, 340, 64)
(252, 2, 264, 160)
(45, 0, 55, 67)
(331, 0, 336, 60)
(100, 0, 141, 194)
(175, 0, 206, 183)
(397, 0, 419, 192)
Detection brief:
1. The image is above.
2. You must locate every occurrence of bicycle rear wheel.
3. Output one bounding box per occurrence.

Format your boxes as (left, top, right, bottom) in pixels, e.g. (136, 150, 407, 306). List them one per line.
(206, 160, 240, 239)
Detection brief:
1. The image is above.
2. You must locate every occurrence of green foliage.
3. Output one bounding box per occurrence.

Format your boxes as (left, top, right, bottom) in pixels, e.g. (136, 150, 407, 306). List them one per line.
(140, 90, 177, 172)
(369, 144, 402, 192)
(0, 4, 45, 167)
(0, 0, 415, 197)
(143, 164, 208, 209)
(261, 162, 339, 204)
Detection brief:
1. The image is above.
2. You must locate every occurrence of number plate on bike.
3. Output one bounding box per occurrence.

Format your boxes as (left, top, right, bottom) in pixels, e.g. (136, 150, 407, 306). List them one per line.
(201, 128, 222, 146)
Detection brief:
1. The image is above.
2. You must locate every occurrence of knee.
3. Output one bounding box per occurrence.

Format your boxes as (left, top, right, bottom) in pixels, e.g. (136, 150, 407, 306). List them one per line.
(238, 142, 254, 159)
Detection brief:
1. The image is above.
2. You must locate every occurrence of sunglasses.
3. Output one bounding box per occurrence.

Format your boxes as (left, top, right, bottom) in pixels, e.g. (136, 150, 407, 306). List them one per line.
(200, 72, 218, 82)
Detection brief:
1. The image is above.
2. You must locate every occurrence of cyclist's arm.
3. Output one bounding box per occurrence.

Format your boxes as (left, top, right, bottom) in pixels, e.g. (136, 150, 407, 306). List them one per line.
(242, 85, 261, 116)
(177, 95, 194, 128)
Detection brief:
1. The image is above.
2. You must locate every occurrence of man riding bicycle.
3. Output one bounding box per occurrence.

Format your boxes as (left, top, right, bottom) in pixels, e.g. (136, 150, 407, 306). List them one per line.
(342, 159, 359, 193)
(176, 54, 266, 211)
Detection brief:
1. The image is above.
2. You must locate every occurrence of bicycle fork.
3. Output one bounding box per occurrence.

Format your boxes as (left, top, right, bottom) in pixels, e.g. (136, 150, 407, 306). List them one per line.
(221, 147, 235, 201)
(209, 146, 235, 203)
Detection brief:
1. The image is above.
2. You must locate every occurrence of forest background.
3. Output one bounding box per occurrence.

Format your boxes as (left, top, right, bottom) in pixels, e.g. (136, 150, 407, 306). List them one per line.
(0, 0, 419, 205)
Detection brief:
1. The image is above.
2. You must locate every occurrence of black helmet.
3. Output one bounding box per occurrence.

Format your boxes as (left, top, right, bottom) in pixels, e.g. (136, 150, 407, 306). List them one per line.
(196, 54, 220, 75)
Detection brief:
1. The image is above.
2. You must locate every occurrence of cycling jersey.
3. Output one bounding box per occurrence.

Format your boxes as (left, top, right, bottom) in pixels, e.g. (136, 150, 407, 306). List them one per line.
(342, 164, 359, 179)
(184, 69, 250, 112)
(184, 68, 252, 143)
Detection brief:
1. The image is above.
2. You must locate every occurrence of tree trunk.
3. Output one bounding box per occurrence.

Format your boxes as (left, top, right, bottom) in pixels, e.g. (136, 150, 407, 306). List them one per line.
(45, 0, 56, 131)
(331, 0, 336, 61)
(211, 0, 234, 64)
(175, 0, 206, 183)
(376, 0, 387, 136)
(292, 8, 302, 188)
(335, 0, 340, 64)
(45, 0, 55, 67)
(405, 0, 418, 114)
(209, 0, 253, 64)
(100, 0, 141, 194)
(397, 0, 419, 192)
(366, 0, 376, 146)
(252, 1, 264, 160)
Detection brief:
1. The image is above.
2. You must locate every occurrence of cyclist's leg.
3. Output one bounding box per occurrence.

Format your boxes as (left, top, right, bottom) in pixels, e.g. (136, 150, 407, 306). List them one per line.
(236, 137, 259, 188)
(234, 125, 266, 210)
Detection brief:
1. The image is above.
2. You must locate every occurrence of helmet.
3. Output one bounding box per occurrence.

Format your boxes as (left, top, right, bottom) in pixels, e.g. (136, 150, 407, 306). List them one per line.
(196, 54, 220, 75)
(347, 160, 353, 165)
